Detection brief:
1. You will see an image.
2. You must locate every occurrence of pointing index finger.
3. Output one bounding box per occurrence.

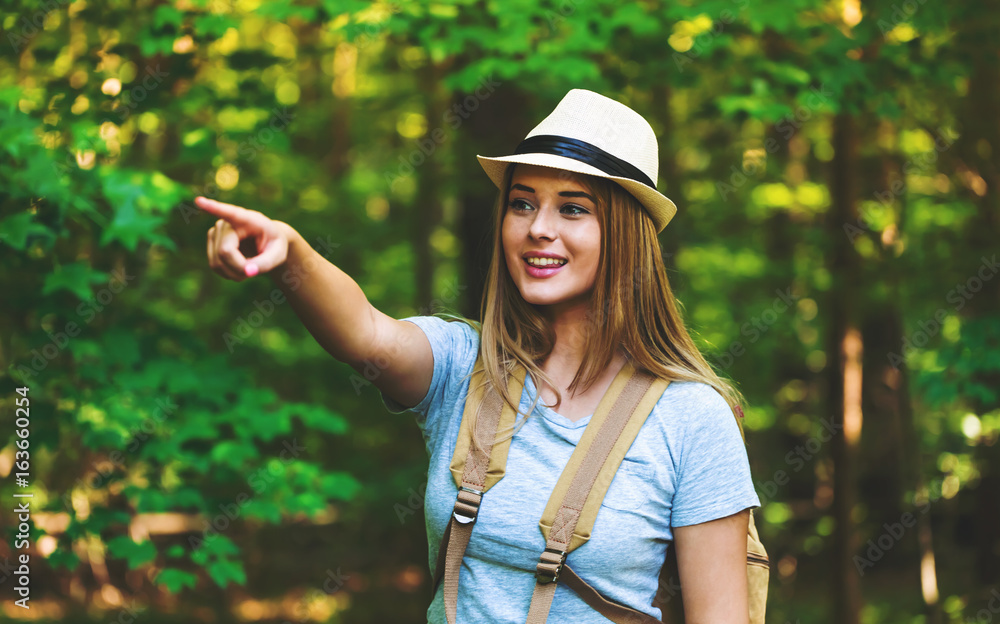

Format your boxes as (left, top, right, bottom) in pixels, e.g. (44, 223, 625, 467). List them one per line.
(195, 196, 250, 223)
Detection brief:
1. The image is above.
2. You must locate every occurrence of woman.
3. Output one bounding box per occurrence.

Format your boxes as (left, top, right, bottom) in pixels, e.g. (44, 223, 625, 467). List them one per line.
(198, 89, 760, 623)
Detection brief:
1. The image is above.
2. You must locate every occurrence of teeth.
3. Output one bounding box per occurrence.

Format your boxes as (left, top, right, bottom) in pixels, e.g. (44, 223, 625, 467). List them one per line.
(526, 257, 567, 267)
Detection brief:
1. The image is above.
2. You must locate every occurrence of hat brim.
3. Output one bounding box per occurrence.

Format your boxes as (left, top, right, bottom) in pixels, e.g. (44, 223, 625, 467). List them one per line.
(476, 153, 678, 232)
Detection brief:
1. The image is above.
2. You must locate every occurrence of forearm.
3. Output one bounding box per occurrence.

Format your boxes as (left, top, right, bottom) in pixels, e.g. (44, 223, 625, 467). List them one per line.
(268, 222, 378, 364)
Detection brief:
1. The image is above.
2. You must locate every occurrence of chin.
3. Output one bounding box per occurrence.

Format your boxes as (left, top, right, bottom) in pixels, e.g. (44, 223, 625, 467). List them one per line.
(519, 287, 584, 307)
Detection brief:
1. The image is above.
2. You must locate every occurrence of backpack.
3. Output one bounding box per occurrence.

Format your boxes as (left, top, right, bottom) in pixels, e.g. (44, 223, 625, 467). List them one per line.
(430, 356, 769, 624)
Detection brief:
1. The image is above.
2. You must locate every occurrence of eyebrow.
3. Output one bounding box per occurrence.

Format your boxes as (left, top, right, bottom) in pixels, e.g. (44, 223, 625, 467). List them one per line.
(510, 183, 596, 203)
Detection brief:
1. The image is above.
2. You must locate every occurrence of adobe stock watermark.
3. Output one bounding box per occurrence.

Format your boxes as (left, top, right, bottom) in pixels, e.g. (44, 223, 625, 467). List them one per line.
(653, 572, 683, 612)
(6, 0, 71, 52)
(10, 268, 136, 382)
(672, 0, 750, 72)
(178, 106, 296, 226)
(188, 438, 307, 550)
(105, 598, 144, 624)
(384, 75, 501, 191)
(877, 0, 931, 38)
(853, 498, 932, 576)
(222, 235, 340, 352)
(393, 482, 428, 524)
(544, 0, 587, 29)
(887, 255, 999, 369)
(283, 567, 350, 624)
(756, 416, 842, 506)
(716, 85, 834, 201)
(0, 557, 16, 589)
(844, 127, 954, 242)
(117, 64, 169, 121)
(962, 588, 1000, 624)
(712, 287, 800, 370)
(352, 2, 402, 49)
(582, 252, 675, 330)
(59, 395, 180, 512)
(350, 278, 467, 395)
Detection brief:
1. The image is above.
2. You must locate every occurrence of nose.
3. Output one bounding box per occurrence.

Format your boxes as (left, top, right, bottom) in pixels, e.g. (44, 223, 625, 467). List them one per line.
(527, 204, 557, 241)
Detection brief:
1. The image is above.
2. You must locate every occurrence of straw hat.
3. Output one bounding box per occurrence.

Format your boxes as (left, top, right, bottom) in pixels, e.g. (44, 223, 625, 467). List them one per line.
(477, 89, 677, 232)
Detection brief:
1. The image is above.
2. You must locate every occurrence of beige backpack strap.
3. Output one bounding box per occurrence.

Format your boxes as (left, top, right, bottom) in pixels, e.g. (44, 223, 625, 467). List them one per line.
(555, 566, 662, 624)
(732, 406, 770, 624)
(746, 507, 769, 623)
(526, 362, 670, 624)
(435, 358, 525, 624)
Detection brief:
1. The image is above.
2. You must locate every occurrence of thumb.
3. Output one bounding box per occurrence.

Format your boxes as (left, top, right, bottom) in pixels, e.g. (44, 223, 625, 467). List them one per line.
(244, 237, 288, 276)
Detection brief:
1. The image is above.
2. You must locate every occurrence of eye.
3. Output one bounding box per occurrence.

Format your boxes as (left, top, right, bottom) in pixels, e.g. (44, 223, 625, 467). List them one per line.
(508, 198, 533, 211)
(562, 204, 589, 216)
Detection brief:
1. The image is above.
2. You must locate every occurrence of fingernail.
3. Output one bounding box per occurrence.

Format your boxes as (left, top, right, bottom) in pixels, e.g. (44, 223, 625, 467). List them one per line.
(245, 263, 259, 277)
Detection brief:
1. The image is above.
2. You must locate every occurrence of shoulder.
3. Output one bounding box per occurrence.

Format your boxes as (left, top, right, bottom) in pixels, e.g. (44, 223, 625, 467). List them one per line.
(399, 314, 481, 378)
(643, 380, 744, 465)
(401, 314, 480, 352)
(651, 379, 735, 424)
(382, 315, 481, 419)
(644, 381, 760, 524)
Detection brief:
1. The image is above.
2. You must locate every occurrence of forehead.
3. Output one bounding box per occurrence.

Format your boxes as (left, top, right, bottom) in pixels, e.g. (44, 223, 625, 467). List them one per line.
(510, 163, 590, 191)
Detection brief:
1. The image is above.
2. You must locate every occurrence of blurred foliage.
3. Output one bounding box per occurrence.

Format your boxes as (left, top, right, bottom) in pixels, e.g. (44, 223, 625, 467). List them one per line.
(1, 0, 998, 623)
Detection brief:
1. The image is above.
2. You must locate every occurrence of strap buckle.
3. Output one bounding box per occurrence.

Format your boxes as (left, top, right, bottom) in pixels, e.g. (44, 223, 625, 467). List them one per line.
(452, 486, 483, 524)
(535, 547, 567, 584)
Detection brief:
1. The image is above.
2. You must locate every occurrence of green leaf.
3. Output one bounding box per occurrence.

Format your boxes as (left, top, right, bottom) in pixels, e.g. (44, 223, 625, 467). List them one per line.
(195, 534, 240, 560)
(0, 211, 53, 250)
(194, 14, 240, 37)
(166, 544, 185, 558)
(209, 440, 260, 469)
(153, 5, 184, 28)
(42, 262, 108, 300)
(319, 471, 362, 500)
(48, 548, 81, 571)
(156, 568, 198, 593)
(85, 508, 132, 533)
(206, 558, 246, 588)
(107, 535, 158, 569)
(134, 488, 170, 512)
(243, 499, 283, 523)
(99, 203, 172, 251)
(171, 487, 206, 509)
(289, 403, 349, 436)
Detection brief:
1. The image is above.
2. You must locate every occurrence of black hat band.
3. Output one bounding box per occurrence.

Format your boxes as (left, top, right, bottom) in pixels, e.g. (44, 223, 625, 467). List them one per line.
(513, 134, 657, 190)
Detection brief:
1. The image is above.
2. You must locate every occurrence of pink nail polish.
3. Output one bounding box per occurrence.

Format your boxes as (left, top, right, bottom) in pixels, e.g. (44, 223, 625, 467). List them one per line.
(245, 263, 259, 277)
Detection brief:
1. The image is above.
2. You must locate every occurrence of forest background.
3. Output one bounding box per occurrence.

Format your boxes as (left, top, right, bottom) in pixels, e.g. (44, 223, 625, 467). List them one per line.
(1, 0, 998, 622)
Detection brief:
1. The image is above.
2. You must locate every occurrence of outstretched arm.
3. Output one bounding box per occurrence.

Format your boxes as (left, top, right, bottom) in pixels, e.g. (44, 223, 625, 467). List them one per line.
(197, 196, 433, 409)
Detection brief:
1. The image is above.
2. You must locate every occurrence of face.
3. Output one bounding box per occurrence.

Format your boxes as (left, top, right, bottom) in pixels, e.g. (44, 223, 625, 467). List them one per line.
(501, 164, 602, 316)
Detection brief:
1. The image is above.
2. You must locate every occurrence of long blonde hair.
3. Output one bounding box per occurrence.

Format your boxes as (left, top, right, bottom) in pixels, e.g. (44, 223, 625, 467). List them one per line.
(441, 163, 746, 439)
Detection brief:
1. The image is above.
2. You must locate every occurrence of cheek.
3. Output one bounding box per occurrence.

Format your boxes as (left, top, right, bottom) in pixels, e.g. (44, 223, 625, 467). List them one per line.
(581, 227, 602, 272)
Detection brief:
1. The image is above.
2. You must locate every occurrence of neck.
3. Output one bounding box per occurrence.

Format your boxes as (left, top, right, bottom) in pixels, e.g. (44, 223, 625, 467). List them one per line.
(542, 299, 592, 370)
(539, 298, 623, 388)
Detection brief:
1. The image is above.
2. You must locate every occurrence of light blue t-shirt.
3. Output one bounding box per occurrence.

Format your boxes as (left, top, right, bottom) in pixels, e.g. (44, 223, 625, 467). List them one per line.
(380, 315, 760, 624)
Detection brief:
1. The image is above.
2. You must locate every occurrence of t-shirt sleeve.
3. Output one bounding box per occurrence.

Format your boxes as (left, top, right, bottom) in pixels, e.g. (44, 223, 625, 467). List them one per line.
(378, 315, 479, 439)
(669, 384, 761, 528)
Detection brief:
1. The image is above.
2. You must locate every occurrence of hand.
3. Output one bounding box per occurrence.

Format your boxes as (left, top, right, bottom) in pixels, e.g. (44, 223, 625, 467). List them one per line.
(196, 196, 290, 281)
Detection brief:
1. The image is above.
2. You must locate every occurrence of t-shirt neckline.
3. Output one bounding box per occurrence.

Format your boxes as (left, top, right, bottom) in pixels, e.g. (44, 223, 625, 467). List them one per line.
(523, 373, 594, 430)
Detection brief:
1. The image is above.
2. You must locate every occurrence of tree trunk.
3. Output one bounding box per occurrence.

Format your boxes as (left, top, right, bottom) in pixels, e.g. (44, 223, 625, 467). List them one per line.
(827, 112, 863, 624)
(454, 86, 537, 319)
(412, 63, 447, 311)
(956, 1, 1000, 587)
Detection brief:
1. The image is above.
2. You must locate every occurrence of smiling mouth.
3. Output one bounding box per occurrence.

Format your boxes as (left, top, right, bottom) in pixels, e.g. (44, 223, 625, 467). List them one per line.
(523, 257, 567, 268)
(522, 258, 567, 276)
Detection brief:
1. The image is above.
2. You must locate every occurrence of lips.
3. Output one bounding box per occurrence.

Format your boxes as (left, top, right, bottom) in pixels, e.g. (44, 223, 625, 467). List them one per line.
(523, 252, 567, 261)
(522, 257, 566, 278)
